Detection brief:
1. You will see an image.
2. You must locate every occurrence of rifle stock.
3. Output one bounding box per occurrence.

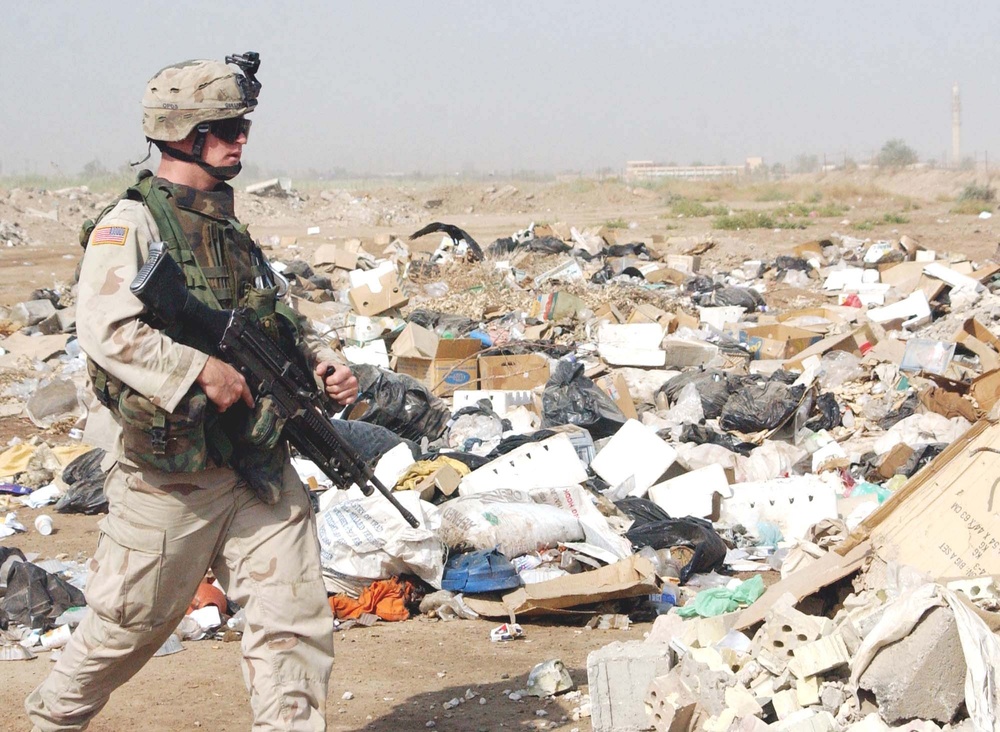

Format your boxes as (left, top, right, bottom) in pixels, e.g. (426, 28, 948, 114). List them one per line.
(130, 241, 419, 527)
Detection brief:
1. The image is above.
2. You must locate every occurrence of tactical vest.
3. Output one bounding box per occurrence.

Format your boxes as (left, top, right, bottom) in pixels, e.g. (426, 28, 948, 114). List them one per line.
(82, 171, 302, 503)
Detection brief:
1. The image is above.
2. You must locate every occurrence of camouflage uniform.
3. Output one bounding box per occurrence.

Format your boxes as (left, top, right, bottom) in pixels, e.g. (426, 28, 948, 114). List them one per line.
(25, 176, 335, 730)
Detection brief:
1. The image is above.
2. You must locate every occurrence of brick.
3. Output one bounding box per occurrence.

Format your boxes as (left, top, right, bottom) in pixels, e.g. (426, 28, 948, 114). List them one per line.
(857, 606, 966, 725)
(772, 709, 837, 732)
(587, 640, 673, 731)
(790, 634, 850, 678)
(770, 688, 801, 720)
(795, 676, 819, 706)
(752, 605, 825, 673)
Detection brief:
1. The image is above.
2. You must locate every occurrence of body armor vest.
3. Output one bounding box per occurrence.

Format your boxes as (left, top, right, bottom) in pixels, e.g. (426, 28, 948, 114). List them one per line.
(83, 171, 301, 503)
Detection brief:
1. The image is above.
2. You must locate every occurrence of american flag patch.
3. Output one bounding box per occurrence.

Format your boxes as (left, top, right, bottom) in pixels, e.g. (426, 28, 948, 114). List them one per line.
(91, 225, 129, 246)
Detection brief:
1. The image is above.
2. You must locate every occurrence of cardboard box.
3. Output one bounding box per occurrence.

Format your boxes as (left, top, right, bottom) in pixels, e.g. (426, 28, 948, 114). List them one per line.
(312, 241, 360, 271)
(954, 318, 1000, 372)
(391, 322, 438, 358)
(971, 368, 1000, 413)
(594, 373, 638, 420)
(666, 254, 700, 273)
(430, 339, 481, 396)
(785, 324, 879, 371)
(348, 271, 408, 316)
(738, 324, 822, 361)
(849, 419, 1000, 579)
(478, 354, 550, 390)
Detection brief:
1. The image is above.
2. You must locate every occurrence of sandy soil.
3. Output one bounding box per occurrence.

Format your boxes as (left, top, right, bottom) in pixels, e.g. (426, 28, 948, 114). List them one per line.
(0, 170, 997, 731)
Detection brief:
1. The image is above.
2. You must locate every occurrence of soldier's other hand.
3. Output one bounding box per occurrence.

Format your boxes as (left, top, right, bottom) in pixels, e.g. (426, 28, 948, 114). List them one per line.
(316, 361, 358, 406)
(197, 356, 254, 411)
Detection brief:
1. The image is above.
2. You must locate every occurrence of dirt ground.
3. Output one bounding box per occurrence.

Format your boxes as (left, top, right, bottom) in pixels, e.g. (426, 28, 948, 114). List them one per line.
(0, 169, 998, 731)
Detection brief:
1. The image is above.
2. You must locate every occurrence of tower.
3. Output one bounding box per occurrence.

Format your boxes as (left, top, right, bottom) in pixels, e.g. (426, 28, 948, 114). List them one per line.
(952, 83, 961, 167)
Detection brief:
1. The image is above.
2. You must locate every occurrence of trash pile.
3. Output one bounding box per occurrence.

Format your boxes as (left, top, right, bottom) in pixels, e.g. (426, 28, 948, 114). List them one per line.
(3, 202, 1000, 728)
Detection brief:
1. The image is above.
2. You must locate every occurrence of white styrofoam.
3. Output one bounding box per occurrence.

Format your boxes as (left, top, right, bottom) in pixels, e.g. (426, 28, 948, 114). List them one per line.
(718, 474, 839, 541)
(590, 419, 677, 498)
(452, 389, 534, 415)
(458, 433, 588, 495)
(648, 464, 731, 518)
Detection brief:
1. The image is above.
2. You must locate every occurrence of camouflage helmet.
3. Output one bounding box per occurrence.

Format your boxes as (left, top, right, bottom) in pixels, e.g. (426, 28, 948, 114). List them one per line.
(142, 57, 259, 142)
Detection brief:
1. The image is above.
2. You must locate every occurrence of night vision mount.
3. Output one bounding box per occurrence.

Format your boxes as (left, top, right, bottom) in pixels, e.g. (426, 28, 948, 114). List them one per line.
(226, 51, 261, 108)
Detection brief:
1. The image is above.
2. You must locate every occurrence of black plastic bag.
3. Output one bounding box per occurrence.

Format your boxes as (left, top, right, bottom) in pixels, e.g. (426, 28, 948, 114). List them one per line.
(526, 236, 571, 255)
(487, 237, 518, 256)
(349, 364, 451, 442)
(329, 419, 419, 464)
(1, 562, 86, 630)
(407, 309, 477, 338)
(879, 392, 920, 430)
(720, 382, 805, 433)
(773, 255, 812, 272)
(658, 370, 739, 420)
(56, 448, 108, 515)
(541, 360, 627, 439)
(615, 497, 671, 525)
(626, 516, 727, 582)
(677, 423, 756, 456)
(695, 286, 766, 311)
(804, 392, 842, 432)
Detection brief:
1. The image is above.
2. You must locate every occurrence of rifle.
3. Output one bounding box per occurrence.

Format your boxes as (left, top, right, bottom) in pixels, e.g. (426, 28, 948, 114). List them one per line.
(130, 240, 419, 527)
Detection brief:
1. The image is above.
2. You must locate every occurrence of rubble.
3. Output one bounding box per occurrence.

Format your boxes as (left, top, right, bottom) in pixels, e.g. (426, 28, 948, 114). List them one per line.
(4, 180, 1000, 730)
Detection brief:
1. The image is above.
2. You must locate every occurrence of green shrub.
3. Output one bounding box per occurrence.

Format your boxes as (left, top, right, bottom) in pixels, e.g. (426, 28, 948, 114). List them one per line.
(713, 211, 777, 230)
(882, 212, 909, 224)
(604, 217, 628, 229)
(958, 182, 996, 202)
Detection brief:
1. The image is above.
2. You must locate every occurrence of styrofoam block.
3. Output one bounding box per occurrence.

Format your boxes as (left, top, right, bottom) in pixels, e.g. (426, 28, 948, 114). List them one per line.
(458, 433, 587, 495)
(719, 474, 839, 541)
(699, 306, 745, 331)
(598, 323, 666, 367)
(648, 464, 731, 518)
(452, 389, 533, 415)
(348, 260, 396, 290)
(865, 291, 931, 327)
(591, 420, 677, 498)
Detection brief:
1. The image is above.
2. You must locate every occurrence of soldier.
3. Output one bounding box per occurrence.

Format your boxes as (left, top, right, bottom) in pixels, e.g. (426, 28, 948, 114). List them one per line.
(25, 52, 355, 731)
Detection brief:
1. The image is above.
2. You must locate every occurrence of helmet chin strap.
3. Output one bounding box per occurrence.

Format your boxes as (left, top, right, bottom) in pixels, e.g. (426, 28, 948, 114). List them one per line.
(160, 123, 242, 181)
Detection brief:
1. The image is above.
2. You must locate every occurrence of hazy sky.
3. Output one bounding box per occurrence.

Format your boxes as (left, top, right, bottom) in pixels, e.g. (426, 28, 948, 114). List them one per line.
(3, 1, 999, 176)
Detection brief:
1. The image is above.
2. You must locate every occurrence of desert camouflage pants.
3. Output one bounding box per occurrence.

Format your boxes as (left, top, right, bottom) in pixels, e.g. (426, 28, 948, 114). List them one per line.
(25, 459, 334, 731)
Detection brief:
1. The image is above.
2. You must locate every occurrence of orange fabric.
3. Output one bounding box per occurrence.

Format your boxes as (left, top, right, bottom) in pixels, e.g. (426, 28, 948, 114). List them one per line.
(328, 578, 415, 622)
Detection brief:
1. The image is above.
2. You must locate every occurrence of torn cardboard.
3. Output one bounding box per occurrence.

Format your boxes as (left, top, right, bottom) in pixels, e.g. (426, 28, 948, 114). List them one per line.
(462, 554, 659, 618)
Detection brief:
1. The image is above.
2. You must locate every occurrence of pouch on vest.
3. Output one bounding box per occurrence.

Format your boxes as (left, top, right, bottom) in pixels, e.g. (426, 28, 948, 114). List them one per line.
(118, 387, 210, 473)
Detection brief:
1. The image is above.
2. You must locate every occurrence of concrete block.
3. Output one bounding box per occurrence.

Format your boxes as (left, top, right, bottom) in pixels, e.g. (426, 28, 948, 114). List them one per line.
(858, 605, 966, 725)
(588, 640, 674, 731)
(724, 683, 762, 718)
(646, 672, 707, 732)
(645, 612, 696, 650)
(770, 688, 801, 720)
(598, 322, 666, 367)
(675, 650, 735, 716)
(818, 683, 847, 714)
(790, 634, 850, 678)
(9, 299, 56, 327)
(844, 713, 891, 731)
(795, 675, 819, 706)
(751, 605, 824, 672)
(772, 709, 836, 732)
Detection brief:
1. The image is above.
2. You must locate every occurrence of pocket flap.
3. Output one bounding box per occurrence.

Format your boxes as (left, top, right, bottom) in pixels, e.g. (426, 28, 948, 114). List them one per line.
(97, 513, 165, 554)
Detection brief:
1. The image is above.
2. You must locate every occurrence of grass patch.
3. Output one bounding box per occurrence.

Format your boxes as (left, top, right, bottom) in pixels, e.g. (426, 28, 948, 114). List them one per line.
(713, 210, 806, 230)
(853, 220, 875, 231)
(753, 186, 790, 202)
(604, 217, 629, 229)
(882, 212, 909, 224)
(671, 198, 729, 218)
(952, 199, 995, 215)
(775, 202, 846, 218)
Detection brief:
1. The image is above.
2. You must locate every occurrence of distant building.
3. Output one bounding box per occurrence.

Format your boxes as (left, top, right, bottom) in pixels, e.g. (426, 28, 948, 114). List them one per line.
(625, 158, 762, 181)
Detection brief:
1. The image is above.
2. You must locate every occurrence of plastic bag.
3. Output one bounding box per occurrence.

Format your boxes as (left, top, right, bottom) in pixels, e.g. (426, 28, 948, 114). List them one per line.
(349, 364, 451, 442)
(675, 575, 765, 617)
(541, 360, 627, 439)
(720, 382, 805, 433)
(625, 516, 727, 583)
(438, 488, 585, 558)
(804, 392, 842, 432)
(658, 369, 737, 420)
(1, 561, 86, 630)
(659, 382, 705, 433)
(55, 448, 108, 515)
(818, 351, 864, 389)
(407, 308, 477, 338)
(695, 286, 766, 311)
(447, 400, 508, 456)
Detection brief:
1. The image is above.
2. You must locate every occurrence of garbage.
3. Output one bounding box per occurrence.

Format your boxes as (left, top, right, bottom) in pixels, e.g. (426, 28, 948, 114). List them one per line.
(541, 360, 628, 438)
(675, 574, 765, 617)
(1, 561, 86, 630)
(526, 659, 575, 697)
(55, 447, 108, 515)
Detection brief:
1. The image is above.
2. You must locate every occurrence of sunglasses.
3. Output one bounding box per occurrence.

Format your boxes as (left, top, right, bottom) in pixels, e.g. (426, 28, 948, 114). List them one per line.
(209, 117, 252, 143)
